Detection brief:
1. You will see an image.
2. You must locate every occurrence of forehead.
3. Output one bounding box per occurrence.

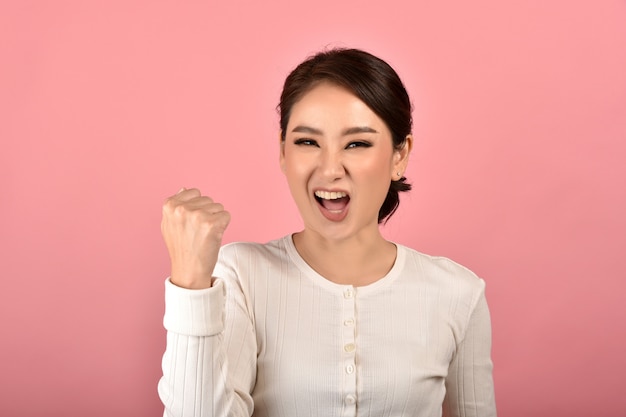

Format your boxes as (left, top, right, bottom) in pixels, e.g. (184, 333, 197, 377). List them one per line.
(287, 82, 388, 133)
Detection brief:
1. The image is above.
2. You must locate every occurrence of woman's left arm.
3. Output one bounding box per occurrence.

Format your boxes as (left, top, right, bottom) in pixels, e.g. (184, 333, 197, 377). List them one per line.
(443, 286, 497, 417)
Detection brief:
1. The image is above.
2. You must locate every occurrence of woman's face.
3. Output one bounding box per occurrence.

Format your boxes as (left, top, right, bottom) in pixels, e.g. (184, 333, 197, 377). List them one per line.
(280, 82, 411, 241)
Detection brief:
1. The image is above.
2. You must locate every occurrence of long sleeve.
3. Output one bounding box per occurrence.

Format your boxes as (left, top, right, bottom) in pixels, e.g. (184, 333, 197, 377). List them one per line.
(442, 285, 496, 417)
(158, 277, 257, 417)
(157, 237, 497, 417)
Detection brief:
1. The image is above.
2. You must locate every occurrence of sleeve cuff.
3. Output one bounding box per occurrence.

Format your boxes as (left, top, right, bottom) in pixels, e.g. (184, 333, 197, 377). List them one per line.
(163, 278, 226, 336)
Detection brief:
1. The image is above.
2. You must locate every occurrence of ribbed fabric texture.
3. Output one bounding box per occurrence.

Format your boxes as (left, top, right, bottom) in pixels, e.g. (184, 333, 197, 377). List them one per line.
(158, 235, 496, 417)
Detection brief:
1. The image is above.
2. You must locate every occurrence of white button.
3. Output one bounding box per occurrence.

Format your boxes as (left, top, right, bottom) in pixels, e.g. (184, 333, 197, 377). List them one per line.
(344, 318, 354, 326)
(346, 364, 355, 374)
(344, 343, 355, 353)
(344, 288, 354, 299)
(345, 395, 356, 405)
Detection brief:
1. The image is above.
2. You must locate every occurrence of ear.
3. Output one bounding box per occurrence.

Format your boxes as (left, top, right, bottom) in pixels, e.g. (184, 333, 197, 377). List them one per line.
(392, 134, 413, 178)
(279, 131, 286, 173)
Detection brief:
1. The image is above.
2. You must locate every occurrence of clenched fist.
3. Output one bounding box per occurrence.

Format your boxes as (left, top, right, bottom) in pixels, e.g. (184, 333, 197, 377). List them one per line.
(161, 188, 231, 289)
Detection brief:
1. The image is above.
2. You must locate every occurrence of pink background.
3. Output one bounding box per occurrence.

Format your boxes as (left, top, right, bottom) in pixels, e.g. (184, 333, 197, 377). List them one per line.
(2, 1, 625, 416)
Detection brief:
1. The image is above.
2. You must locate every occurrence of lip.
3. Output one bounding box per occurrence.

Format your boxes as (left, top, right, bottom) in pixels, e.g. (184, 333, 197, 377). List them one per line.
(313, 187, 350, 194)
(313, 188, 350, 222)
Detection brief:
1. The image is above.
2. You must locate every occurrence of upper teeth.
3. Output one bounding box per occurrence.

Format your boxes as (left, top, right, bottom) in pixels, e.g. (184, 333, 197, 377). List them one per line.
(315, 191, 347, 200)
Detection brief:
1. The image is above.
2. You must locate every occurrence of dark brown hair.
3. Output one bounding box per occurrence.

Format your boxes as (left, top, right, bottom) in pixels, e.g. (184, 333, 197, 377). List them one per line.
(278, 48, 412, 223)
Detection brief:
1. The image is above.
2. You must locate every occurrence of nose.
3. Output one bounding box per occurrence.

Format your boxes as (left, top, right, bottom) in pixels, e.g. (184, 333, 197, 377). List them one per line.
(319, 148, 345, 181)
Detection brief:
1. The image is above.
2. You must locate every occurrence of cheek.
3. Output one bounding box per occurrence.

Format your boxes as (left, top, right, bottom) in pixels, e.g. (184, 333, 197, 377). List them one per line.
(284, 159, 311, 198)
(284, 149, 315, 179)
(358, 155, 394, 204)
(355, 153, 394, 180)
(285, 159, 306, 181)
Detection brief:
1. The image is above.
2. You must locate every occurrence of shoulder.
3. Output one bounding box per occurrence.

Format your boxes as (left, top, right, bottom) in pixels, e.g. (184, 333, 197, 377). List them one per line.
(219, 236, 287, 260)
(398, 246, 489, 340)
(215, 236, 290, 274)
(402, 246, 482, 281)
(398, 245, 486, 301)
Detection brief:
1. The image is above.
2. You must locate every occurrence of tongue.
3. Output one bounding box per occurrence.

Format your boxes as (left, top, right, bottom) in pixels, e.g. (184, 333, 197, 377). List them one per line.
(322, 196, 349, 211)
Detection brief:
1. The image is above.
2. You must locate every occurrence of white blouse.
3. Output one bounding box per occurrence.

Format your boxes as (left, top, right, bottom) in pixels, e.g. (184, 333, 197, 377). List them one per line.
(158, 235, 496, 417)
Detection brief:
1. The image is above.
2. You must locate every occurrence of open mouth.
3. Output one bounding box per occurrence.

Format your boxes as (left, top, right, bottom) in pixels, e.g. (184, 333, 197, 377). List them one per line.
(314, 190, 350, 213)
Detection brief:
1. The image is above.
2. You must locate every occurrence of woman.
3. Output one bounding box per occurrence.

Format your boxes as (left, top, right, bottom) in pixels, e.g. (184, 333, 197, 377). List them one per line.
(158, 48, 496, 417)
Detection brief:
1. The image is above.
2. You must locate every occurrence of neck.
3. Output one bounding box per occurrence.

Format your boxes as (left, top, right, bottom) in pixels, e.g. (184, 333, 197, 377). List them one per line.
(292, 228, 396, 286)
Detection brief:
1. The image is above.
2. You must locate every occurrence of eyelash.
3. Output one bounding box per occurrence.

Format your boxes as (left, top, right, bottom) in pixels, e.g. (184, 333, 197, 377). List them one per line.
(294, 138, 318, 146)
(293, 139, 372, 149)
(346, 141, 372, 149)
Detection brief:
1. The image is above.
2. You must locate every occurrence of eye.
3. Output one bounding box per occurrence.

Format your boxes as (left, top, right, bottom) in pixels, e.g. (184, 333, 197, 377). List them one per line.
(346, 141, 372, 149)
(294, 138, 319, 147)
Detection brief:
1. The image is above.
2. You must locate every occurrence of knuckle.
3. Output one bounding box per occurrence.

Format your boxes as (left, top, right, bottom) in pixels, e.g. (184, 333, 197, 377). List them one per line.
(163, 195, 175, 207)
(162, 198, 177, 214)
(214, 212, 231, 230)
(188, 208, 204, 222)
(172, 204, 188, 217)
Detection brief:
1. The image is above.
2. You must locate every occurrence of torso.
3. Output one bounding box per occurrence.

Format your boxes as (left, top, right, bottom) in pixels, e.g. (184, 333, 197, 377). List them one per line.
(214, 235, 484, 417)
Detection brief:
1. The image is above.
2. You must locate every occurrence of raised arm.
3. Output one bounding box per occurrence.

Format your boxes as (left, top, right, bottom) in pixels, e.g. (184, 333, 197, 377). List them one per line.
(158, 188, 256, 417)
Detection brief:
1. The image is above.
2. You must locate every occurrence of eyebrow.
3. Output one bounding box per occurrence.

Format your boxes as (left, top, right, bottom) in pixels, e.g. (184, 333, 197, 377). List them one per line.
(290, 125, 379, 135)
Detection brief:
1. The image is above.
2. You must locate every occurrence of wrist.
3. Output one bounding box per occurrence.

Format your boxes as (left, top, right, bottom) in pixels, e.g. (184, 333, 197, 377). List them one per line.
(170, 265, 213, 289)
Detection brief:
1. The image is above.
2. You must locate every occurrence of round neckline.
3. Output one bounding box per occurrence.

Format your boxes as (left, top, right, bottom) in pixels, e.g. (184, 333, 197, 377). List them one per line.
(282, 233, 406, 296)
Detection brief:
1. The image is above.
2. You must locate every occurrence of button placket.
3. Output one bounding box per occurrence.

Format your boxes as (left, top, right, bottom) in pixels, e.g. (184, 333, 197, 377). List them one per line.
(341, 285, 357, 416)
